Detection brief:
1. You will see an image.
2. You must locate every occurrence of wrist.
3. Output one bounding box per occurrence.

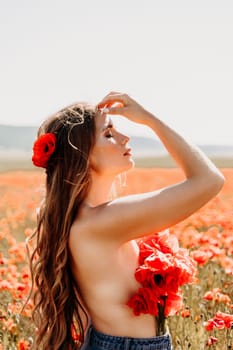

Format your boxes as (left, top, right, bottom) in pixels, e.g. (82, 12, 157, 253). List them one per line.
(140, 110, 159, 127)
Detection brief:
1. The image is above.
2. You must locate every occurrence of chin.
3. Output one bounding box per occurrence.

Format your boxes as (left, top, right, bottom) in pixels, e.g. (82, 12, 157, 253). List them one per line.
(109, 159, 135, 177)
(122, 159, 135, 172)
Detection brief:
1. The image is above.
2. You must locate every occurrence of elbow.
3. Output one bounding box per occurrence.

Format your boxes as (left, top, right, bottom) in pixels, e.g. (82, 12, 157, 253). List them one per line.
(208, 171, 225, 197)
(217, 172, 225, 191)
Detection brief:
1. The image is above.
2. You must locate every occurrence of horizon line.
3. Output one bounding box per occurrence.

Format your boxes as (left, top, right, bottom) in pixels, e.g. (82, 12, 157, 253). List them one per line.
(1, 123, 233, 147)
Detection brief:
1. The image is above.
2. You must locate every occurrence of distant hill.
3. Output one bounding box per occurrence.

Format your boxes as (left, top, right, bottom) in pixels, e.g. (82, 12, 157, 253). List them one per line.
(0, 124, 164, 156)
(0, 124, 233, 158)
(0, 124, 38, 151)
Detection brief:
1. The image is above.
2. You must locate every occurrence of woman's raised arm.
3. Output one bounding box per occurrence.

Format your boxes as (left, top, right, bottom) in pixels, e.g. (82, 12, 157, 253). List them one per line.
(84, 93, 225, 243)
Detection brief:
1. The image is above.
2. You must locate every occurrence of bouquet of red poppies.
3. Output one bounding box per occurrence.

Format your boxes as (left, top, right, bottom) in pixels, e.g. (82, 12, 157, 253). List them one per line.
(127, 230, 197, 335)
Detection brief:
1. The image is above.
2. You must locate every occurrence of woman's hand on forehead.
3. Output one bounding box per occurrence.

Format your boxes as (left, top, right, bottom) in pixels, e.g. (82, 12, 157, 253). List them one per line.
(98, 91, 126, 110)
(97, 92, 149, 125)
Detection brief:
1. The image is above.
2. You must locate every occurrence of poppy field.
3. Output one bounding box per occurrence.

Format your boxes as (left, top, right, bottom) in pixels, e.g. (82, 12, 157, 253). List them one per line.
(0, 168, 233, 349)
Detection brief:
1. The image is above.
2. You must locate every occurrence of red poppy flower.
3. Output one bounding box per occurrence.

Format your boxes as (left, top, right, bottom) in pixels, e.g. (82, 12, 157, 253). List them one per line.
(126, 287, 159, 316)
(204, 288, 231, 304)
(191, 249, 213, 265)
(32, 133, 56, 168)
(17, 339, 31, 350)
(204, 311, 233, 331)
(127, 232, 197, 318)
(164, 290, 183, 317)
(138, 236, 159, 265)
(204, 318, 225, 331)
(138, 230, 178, 264)
(206, 336, 218, 346)
(156, 230, 180, 254)
(181, 308, 191, 318)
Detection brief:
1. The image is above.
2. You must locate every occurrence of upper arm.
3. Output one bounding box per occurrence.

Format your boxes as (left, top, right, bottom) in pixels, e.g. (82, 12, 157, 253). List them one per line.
(87, 177, 223, 243)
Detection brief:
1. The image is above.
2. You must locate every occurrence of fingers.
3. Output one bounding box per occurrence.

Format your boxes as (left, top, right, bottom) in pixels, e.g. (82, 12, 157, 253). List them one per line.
(98, 92, 128, 109)
(105, 106, 125, 115)
(101, 102, 125, 115)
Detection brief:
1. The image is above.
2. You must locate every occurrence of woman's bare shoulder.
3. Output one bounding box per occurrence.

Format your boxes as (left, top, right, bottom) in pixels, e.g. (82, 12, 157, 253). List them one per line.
(70, 204, 93, 239)
(69, 202, 111, 246)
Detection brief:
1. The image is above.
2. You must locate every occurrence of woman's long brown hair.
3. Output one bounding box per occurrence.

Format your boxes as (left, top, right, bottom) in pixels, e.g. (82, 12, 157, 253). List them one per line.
(29, 103, 96, 349)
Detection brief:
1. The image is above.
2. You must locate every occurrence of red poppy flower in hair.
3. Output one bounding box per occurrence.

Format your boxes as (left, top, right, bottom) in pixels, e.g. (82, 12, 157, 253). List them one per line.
(32, 133, 56, 168)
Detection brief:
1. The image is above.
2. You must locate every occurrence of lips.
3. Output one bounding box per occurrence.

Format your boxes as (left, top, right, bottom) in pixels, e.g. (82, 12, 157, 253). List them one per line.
(123, 148, 132, 156)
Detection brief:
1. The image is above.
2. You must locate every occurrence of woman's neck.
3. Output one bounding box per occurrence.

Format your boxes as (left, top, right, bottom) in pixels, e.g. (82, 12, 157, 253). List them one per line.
(85, 172, 117, 207)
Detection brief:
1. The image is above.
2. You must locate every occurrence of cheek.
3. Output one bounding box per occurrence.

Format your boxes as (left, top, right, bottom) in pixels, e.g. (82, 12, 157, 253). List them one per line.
(90, 143, 120, 170)
(95, 139, 119, 157)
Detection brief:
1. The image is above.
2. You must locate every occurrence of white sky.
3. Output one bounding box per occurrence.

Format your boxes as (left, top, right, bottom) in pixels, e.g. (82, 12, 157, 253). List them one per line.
(0, 0, 233, 145)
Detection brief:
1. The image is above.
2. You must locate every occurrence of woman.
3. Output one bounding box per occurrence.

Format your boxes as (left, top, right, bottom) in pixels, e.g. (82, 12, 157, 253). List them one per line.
(30, 92, 224, 350)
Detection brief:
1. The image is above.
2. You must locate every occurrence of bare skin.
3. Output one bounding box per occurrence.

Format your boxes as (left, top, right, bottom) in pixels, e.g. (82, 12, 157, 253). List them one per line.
(68, 92, 224, 337)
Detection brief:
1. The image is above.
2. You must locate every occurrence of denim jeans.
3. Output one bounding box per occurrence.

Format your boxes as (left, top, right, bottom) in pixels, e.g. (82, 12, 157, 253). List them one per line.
(82, 326, 173, 350)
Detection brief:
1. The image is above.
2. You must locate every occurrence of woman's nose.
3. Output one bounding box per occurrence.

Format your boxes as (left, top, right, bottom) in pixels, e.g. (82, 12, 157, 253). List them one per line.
(121, 133, 130, 144)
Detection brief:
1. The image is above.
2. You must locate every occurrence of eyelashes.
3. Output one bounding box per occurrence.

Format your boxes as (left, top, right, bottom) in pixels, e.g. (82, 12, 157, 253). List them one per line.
(104, 129, 113, 138)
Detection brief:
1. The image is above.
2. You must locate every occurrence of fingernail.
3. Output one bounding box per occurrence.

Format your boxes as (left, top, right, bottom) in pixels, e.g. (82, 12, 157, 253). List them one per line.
(103, 108, 109, 113)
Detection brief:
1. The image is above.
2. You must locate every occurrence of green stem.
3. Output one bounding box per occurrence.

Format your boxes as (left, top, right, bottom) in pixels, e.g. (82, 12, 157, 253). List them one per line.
(156, 297, 167, 336)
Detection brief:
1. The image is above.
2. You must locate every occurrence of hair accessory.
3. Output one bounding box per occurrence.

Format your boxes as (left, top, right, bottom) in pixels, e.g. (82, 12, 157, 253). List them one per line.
(32, 133, 56, 168)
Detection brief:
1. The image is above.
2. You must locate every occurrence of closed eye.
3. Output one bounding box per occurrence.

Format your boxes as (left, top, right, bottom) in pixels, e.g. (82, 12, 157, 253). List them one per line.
(103, 119, 114, 138)
(105, 130, 113, 138)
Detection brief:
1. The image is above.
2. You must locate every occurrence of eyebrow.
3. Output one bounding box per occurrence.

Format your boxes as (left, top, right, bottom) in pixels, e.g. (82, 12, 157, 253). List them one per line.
(102, 119, 114, 132)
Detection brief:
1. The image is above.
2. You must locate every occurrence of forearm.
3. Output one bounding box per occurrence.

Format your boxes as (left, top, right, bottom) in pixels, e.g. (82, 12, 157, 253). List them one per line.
(142, 111, 224, 183)
(98, 91, 224, 190)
